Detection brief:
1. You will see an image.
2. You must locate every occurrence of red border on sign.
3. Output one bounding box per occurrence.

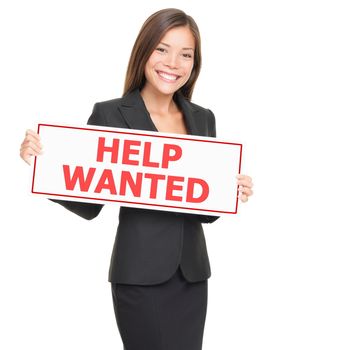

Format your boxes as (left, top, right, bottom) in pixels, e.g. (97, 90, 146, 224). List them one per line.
(32, 124, 243, 214)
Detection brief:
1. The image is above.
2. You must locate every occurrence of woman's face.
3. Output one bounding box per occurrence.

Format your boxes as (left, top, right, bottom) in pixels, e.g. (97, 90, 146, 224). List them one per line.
(143, 25, 195, 96)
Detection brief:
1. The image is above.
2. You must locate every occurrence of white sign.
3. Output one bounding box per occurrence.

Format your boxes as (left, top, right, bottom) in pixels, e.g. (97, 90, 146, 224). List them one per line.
(31, 124, 243, 215)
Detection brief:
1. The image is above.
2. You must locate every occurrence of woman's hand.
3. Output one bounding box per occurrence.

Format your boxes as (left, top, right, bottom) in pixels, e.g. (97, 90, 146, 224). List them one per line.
(20, 129, 43, 165)
(236, 174, 254, 203)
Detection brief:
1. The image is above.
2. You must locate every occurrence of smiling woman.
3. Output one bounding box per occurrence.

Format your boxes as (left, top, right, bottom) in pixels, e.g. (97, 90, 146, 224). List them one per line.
(19, 7, 253, 350)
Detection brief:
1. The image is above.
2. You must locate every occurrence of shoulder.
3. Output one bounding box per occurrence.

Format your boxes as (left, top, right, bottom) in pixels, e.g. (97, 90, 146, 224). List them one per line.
(173, 88, 217, 138)
(188, 100, 216, 128)
(93, 97, 124, 111)
(187, 99, 215, 118)
(187, 99, 208, 112)
(87, 97, 126, 127)
(182, 98, 217, 138)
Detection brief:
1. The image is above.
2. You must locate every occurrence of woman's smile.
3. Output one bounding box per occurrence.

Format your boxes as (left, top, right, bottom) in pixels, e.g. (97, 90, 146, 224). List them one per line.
(156, 70, 181, 83)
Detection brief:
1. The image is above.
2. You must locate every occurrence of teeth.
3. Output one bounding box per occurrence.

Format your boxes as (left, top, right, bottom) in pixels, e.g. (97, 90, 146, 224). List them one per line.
(158, 71, 178, 81)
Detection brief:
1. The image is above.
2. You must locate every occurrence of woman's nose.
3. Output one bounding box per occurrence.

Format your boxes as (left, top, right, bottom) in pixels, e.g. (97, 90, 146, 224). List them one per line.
(164, 53, 179, 68)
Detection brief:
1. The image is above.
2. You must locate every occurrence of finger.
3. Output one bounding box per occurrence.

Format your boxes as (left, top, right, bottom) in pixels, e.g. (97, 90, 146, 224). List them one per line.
(23, 134, 42, 146)
(237, 179, 253, 188)
(20, 141, 42, 155)
(236, 174, 252, 182)
(20, 148, 41, 165)
(20, 150, 34, 166)
(20, 145, 42, 158)
(20, 140, 42, 154)
(240, 186, 253, 195)
(239, 193, 248, 203)
(25, 129, 41, 142)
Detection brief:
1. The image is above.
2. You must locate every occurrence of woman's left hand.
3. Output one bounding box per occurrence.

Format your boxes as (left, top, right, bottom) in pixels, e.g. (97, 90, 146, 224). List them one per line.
(236, 174, 254, 203)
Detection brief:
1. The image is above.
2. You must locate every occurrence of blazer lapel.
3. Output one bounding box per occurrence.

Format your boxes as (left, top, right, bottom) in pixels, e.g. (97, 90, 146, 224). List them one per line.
(118, 88, 201, 136)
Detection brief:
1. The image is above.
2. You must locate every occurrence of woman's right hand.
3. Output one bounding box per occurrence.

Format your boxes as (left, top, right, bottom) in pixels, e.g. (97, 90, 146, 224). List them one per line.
(20, 129, 43, 165)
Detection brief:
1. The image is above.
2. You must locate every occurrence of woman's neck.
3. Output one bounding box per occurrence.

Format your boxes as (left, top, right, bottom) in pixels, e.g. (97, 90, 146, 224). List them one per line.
(140, 85, 179, 115)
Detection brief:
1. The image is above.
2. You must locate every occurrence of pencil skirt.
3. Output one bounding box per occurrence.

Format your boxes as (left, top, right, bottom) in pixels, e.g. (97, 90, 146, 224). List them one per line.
(110, 266, 208, 350)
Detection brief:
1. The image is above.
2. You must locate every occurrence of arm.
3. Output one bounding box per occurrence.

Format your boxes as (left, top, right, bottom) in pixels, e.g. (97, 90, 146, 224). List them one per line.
(193, 109, 220, 224)
(49, 199, 103, 220)
(49, 103, 105, 220)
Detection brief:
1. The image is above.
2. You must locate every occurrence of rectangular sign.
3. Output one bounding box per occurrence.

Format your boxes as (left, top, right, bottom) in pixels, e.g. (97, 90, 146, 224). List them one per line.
(32, 124, 242, 215)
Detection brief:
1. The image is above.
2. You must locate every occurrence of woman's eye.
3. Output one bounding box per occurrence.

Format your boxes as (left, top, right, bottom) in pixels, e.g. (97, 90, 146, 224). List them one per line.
(155, 47, 192, 59)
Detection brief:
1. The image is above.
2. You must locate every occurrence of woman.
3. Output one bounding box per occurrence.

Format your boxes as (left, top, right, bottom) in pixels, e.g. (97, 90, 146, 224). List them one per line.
(20, 8, 253, 350)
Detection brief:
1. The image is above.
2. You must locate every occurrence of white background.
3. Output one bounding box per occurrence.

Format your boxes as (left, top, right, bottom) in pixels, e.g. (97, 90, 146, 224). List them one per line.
(1, 0, 350, 349)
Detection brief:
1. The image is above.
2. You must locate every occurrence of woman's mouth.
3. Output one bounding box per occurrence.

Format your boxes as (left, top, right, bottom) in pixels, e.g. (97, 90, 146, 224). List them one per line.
(156, 70, 181, 83)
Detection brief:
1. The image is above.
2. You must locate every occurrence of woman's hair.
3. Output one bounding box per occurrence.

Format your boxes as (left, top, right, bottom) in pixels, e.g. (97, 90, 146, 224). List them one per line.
(123, 8, 202, 101)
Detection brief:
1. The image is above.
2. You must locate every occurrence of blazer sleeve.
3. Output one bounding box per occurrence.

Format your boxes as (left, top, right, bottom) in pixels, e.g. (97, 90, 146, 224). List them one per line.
(192, 109, 220, 224)
(49, 103, 105, 220)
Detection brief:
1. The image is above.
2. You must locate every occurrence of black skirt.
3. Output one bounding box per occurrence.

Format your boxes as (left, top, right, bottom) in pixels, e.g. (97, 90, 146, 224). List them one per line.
(111, 266, 208, 350)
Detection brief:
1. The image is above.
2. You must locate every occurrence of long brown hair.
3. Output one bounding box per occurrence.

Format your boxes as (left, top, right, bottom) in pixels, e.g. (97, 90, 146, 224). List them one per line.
(123, 8, 202, 101)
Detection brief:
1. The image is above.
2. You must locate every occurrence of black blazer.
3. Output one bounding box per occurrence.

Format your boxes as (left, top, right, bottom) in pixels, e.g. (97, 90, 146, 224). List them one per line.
(51, 88, 219, 285)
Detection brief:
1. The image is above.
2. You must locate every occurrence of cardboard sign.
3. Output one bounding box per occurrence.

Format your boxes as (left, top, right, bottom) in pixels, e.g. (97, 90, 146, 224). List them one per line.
(32, 124, 242, 215)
